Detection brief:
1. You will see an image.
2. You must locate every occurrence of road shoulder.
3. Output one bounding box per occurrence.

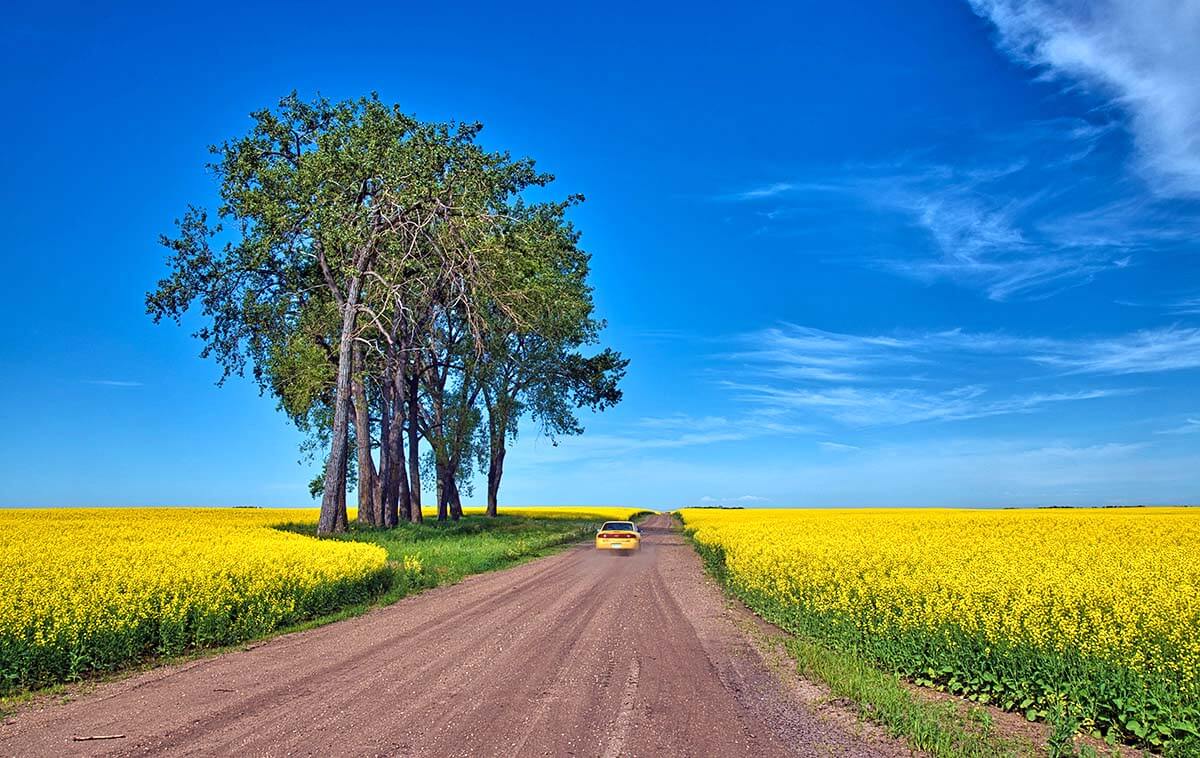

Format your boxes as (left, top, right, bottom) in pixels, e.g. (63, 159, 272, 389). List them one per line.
(650, 515, 917, 757)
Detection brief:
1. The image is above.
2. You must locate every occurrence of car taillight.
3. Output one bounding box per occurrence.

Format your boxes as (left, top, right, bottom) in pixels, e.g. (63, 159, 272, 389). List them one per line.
(598, 532, 635, 539)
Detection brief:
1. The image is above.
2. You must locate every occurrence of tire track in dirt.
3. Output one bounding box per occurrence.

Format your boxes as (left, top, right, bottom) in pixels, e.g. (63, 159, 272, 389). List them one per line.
(600, 655, 640, 758)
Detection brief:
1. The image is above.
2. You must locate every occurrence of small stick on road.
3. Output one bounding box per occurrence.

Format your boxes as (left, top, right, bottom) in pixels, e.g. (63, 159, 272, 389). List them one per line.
(72, 734, 126, 741)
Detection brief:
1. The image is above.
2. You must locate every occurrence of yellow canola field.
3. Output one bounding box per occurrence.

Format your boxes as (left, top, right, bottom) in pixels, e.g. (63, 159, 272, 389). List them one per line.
(0, 508, 389, 690)
(679, 507, 1200, 746)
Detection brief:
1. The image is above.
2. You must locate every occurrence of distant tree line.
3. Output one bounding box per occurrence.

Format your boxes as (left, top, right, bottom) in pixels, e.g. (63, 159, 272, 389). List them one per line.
(147, 93, 626, 534)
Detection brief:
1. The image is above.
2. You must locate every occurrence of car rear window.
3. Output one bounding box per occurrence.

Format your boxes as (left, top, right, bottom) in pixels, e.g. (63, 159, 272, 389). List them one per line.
(601, 522, 636, 532)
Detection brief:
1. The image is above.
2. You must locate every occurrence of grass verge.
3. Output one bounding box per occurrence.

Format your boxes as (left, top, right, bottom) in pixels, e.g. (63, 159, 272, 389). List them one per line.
(786, 634, 1034, 757)
(274, 512, 610, 604)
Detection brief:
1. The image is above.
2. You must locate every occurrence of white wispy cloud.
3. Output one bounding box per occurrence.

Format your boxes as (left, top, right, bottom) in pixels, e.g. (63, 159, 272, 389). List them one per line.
(718, 322, 1200, 429)
(734, 323, 1200, 380)
(1035, 198, 1200, 251)
(726, 182, 797, 201)
(818, 441, 861, 452)
(1112, 293, 1200, 317)
(1030, 326, 1200, 374)
(1168, 295, 1200, 315)
(726, 381, 1125, 427)
(849, 158, 1132, 301)
(636, 414, 732, 432)
(726, 325, 911, 382)
(515, 412, 810, 465)
(633, 328, 694, 341)
(550, 430, 749, 458)
(725, 149, 1138, 301)
(83, 379, 144, 387)
(968, 0, 1200, 197)
(1156, 418, 1200, 436)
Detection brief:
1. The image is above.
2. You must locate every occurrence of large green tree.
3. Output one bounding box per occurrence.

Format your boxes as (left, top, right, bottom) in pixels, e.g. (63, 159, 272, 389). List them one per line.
(149, 93, 625, 532)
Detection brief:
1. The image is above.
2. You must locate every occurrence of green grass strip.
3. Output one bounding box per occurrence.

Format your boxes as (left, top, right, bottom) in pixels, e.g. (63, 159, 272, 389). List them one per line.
(785, 634, 1030, 757)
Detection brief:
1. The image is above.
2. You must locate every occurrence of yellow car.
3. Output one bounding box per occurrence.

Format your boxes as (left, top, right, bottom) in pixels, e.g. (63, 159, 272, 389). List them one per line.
(595, 521, 641, 552)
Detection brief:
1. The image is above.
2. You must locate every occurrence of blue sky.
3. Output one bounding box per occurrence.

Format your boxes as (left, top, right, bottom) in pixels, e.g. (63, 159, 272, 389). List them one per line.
(1, 0, 1198, 508)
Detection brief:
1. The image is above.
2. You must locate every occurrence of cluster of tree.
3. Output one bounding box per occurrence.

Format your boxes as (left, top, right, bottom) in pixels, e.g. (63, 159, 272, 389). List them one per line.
(147, 93, 626, 534)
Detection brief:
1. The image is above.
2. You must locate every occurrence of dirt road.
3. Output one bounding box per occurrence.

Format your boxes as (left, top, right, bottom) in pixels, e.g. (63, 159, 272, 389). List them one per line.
(1, 515, 906, 757)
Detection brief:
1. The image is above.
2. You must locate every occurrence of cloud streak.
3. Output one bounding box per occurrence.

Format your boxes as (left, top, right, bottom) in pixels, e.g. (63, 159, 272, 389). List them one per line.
(719, 322, 1200, 429)
(818, 441, 861, 452)
(732, 323, 1200, 380)
(1155, 418, 1200, 436)
(725, 325, 911, 382)
(826, 155, 1137, 301)
(728, 182, 796, 201)
(725, 381, 1126, 427)
(968, 0, 1200, 197)
(724, 144, 1146, 301)
(1168, 296, 1200, 316)
(515, 412, 811, 465)
(1030, 326, 1200, 375)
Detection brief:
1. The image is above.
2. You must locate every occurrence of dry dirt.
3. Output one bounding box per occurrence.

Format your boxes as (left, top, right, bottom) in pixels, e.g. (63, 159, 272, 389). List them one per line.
(0, 514, 914, 757)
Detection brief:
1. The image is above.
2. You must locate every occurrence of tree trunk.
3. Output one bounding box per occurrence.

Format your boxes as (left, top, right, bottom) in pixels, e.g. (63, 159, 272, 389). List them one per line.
(406, 370, 423, 523)
(435, 456, 450, 521)
(378, 370, 397, 527)
(392, 448, 409, 525)
(486, 443, 505, 517)
(333, 412, 350, 532)
(444, 451, 463, 521)
(318, 275, 363, 536)
(389, 370, 409, 525)
(485, 407, 506, 517)
(334, 491, 348, 531)
(351, 344, 378, 527)
(378, 377, 389, 512)
(449, 475, 463, 520)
